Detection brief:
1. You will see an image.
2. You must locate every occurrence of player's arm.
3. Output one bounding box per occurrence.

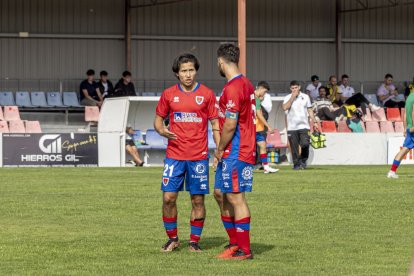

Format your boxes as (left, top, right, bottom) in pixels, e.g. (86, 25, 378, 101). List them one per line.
(257, 108, 273, 133)
(210, 119, 220, 147)
(215, 113, 237, 161)
(410, 104, 414, 133)
(282, 92, 298, 111)
(95, 87, 104, 102)
(307, 107, 319, 131)
(82, 88, 99, 104)
(154, 114, 177, 140)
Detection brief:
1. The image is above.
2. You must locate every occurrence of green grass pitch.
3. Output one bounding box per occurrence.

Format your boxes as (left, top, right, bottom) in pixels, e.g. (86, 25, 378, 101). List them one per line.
(1, 165, 414, 275)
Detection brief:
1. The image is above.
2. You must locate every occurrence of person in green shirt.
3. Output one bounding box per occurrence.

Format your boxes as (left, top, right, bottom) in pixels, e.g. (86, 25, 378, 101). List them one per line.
(387, 92, 414, 178)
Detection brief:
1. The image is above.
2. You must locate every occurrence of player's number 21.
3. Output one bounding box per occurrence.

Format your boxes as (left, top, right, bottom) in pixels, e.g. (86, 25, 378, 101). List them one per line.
(163, 164, 174, 177)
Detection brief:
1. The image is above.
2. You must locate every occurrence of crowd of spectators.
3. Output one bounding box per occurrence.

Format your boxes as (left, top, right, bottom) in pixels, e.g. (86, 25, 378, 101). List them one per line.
(80, 69, 137, 106)
(303, 73, 410, 131)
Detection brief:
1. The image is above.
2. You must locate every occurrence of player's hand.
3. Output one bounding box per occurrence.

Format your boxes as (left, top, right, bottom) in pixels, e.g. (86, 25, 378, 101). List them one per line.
(291, 90, 299, 99)
(410, 127, 414, 134)
(212, 157, 219, 170)
(268, 127, 274, 134)
(214, 149, 224, 161)
(160, 128, 177, 140)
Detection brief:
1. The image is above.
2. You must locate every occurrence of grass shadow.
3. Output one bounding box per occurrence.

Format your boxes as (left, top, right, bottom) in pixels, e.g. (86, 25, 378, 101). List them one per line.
(201, 236, 228, 250)
(251, 242, 275, 255)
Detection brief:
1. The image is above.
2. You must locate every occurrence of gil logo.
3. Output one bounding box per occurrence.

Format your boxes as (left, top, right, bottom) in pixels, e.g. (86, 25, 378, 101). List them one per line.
(39, 135, 62, 154)
(195, 163, 206, 174)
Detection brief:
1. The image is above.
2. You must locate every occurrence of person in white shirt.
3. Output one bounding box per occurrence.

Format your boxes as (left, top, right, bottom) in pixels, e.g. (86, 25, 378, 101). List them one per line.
(282, 80, 319, 170)
(339, 74, 355, 101)
(305, 75, 321, 102)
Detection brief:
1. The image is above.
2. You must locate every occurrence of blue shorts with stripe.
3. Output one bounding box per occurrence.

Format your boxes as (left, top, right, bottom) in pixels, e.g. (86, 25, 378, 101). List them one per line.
(256, 132, 266, 143)
(403, 128, 414, 149)
(161, 158, 209, 195)
(214, 157, 253, 193)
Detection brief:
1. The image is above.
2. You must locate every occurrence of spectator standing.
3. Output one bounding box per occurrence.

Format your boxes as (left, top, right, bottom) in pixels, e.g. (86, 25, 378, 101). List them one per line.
(97, 70, 114, 99)
(79, 69, 104, 107)
(114, 71, 137, 97)
(282, 81, 318, 170)
(254, 82, 278, 174)
(377, 73, 405, 108)
(259, 81, 272, 121)
(339, 74, 355, 101)
(305, 75, 321, 101)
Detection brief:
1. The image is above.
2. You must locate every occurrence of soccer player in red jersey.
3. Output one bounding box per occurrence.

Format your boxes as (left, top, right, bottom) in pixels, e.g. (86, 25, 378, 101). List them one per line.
(213, 44, 256, 260)
(154, 53, 219, 252)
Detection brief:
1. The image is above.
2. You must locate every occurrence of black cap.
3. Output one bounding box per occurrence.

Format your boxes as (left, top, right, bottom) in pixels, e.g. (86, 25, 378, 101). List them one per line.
(311, 75, 319, 81)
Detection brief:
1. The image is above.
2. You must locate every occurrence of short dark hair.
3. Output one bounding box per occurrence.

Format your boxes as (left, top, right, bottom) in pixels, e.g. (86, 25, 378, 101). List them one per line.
(319, 86, 327, 92)
(217, 43, 240, 64)
(290, 80, 301, 87)
(100, 70, 108, 76)
(385, 73, 393, 79)
(257, 81, 270, 91)
(86, 69, 95, 76)
(341, 74, 349, 79)
(172, 53, 200, 74)
(122, 71, 131, 78)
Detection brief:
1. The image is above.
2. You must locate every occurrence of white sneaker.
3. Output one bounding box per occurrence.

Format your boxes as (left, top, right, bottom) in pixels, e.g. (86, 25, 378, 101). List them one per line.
(264, 166, 279, 174)
(387, 171, 399, 179)
(370, 104, 381, 112)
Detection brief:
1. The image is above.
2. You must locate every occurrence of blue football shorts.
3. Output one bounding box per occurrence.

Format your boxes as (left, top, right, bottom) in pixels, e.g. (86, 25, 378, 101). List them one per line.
(403, 128, 414, 149)
(161, 158, 209, 195)
(214, 157, 253, 193)
(256, 132, 266, 143)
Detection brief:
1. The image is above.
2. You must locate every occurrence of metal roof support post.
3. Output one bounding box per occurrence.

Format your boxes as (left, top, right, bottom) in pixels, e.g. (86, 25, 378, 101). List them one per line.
(336, 0, 342, 78)
(238, 0, 246, 75)
(125, 0, 132, 72)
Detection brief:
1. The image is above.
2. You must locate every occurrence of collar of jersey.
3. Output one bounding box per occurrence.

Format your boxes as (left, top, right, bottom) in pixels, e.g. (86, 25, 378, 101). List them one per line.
(178, 82, 200, 94)
(227, 74, 243, 83)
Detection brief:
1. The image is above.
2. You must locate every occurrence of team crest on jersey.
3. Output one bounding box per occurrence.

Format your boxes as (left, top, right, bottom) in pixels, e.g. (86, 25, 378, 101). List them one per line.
(195, 96, 204, 105)
(162, 177, 169, 186)
(226, 100, 236, 109)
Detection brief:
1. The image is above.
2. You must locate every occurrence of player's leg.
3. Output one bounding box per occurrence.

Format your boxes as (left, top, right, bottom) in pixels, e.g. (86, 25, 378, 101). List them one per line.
(388, 129, 414, 178)
(287, 130, 300, 169)
(160, 158, 185, 252)
(220, 159, 254, 260)
(188, 194, 205, 252)
(186, 160, 209, 251)
(257, 140, 279, 173)
(214, 161, 238, 258)
(298, 129, 310, 169)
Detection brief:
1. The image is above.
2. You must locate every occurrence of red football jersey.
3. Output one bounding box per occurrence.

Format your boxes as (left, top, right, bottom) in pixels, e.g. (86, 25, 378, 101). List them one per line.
(156, 83, 218, 161)
(218, 75, 256, 164)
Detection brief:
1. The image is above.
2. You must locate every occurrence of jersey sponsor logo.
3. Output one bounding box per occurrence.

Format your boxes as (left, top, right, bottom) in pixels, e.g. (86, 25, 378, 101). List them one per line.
(242, 166, 253, 180)
(222, 160, 228, 172)
(162, 177, 169, 186)
(173, 96, 180, 103)
(195, 163, 206, 174)
(200, 183, 207, 190)
(226, 100, 236, 110)
(173, 112, 202, 123)
(195, 96, 204, 105)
